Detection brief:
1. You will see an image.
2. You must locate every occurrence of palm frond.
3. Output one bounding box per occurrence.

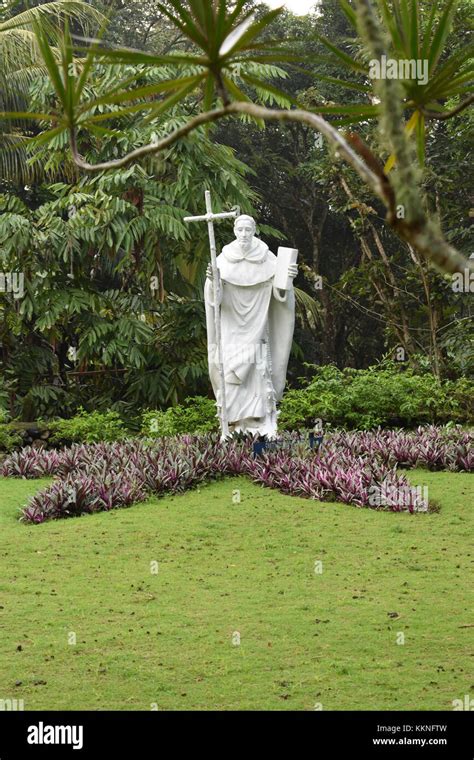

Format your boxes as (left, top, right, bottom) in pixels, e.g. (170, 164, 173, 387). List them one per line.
(0, 1, 104, 34)
(294, 287, 322, 331)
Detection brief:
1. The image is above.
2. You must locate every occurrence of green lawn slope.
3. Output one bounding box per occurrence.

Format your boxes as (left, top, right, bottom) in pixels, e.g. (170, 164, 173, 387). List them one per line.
(0, 470, 472, 710)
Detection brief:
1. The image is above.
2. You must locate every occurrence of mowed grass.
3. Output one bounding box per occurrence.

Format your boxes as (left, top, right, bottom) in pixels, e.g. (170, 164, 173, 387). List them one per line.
(0, 470, 472, 711)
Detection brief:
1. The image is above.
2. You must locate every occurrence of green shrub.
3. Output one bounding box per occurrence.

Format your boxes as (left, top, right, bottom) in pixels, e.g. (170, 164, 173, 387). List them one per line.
(278, 365, 473, 431)
(49, 408, 126, 444)
(0, 424, 22, 451)
(141, 397, 218, 438)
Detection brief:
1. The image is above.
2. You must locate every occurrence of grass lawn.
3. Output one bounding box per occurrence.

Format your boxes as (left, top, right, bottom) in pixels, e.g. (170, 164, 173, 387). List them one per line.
(0, 470, 472, 711)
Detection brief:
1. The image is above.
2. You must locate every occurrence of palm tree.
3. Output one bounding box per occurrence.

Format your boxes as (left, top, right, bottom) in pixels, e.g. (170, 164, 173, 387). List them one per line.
(0, 0, 103, 184)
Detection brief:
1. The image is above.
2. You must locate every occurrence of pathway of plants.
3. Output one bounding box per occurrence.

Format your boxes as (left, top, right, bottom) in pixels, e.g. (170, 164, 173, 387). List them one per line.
(2, 426, 472, 524)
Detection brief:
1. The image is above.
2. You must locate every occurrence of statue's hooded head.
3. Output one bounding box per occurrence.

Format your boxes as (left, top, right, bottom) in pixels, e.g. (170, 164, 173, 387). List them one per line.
(234, 214, 256, 254)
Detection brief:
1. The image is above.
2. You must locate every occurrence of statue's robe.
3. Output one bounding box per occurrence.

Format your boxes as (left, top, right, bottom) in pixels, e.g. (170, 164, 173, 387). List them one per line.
(204, 236, 295, 435)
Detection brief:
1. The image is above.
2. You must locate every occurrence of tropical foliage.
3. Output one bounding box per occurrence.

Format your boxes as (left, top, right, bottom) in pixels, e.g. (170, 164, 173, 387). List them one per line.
(0, 58, 262, 418)
(105, 366, 474, 437)
(141, 396, 218, 437)
(278, 364, 474, 430)
(3, 0, 471, 274)
(0, 0, 104, 182)
(311, 0, 473, 166)
(0, 1, 472, 429)
(47, 406, 126, 443)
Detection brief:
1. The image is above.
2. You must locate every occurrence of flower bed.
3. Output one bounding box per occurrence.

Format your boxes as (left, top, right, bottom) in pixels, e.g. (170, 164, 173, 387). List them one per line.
(2, 427, 471, 523)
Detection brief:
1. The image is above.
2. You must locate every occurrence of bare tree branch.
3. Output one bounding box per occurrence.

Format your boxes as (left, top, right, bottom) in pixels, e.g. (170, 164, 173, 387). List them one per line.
(70, 103, 386, 196)
(69, 97, 472, 276)
(420, 94, 474, 121)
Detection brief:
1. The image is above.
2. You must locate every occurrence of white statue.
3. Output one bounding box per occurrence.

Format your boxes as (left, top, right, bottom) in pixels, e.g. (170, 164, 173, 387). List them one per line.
(204, 214, 297, 438)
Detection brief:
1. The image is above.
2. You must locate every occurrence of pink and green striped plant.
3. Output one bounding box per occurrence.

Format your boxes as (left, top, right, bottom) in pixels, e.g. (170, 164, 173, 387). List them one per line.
(3, 425, 471, 524)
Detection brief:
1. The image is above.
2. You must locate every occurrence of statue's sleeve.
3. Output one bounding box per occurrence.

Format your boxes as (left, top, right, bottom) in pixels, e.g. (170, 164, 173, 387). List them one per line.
(268, 286, 295, 401)
(204, 278, 220, 399)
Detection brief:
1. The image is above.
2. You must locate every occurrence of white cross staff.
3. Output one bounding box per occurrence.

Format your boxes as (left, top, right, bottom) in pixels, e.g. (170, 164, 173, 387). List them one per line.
(184, 190, 240, 439)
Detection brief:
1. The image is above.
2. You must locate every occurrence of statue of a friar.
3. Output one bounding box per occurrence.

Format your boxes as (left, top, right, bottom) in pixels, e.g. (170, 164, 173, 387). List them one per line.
(204, 214, 297, 438)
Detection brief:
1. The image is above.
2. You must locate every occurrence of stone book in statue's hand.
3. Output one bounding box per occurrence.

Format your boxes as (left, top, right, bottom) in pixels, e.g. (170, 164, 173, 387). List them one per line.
(273, 247, 298, 290)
